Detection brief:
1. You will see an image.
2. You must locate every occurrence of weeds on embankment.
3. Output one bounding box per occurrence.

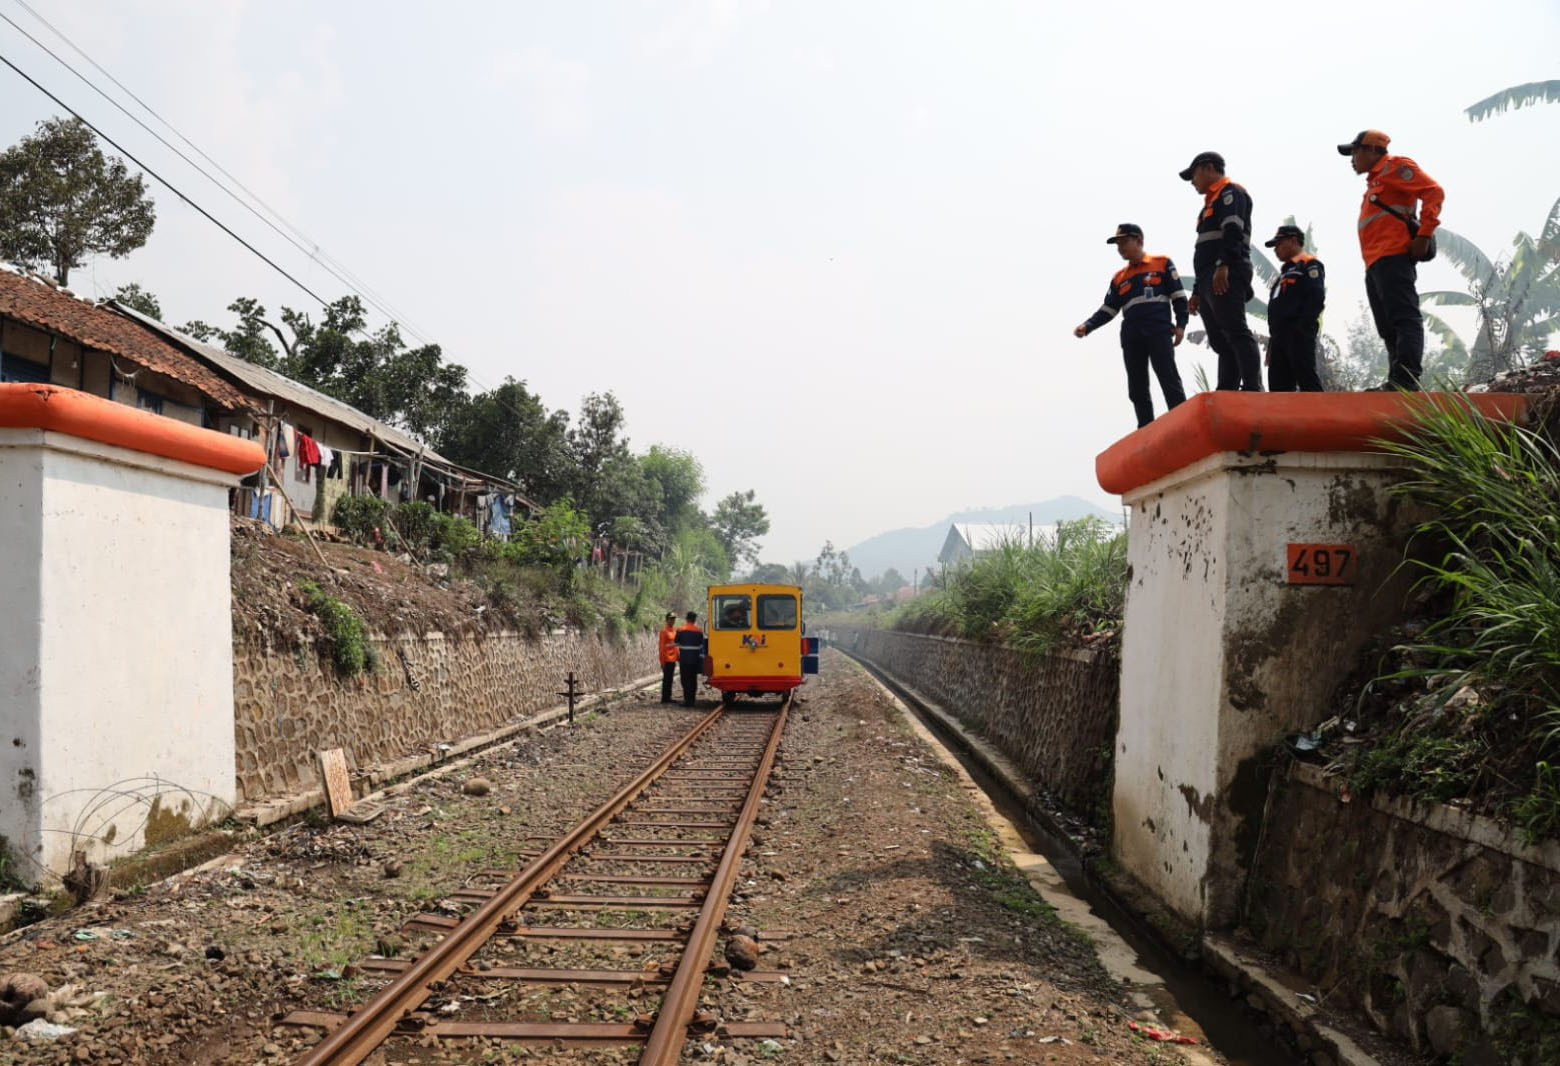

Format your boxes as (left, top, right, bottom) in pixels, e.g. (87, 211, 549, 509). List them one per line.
(1344, 398, 1560, 840)
(891, 518, 1127, 655)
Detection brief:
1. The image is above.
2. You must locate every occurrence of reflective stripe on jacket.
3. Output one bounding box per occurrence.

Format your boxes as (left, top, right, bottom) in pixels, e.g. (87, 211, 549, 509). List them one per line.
(675, 624, 704, 665)
(1192, 177, 1253, 285)
(1357, 154, 1443, 266)
(1082, 254, 1190, 337)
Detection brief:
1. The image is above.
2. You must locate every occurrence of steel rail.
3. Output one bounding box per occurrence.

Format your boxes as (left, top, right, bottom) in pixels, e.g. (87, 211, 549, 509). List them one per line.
(638, 696, 791, 1065)
(292, 705, 727, 1066)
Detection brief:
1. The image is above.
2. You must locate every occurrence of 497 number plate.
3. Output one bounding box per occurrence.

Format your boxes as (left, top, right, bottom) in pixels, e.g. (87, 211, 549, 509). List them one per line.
(1286, 543, 1355, 585)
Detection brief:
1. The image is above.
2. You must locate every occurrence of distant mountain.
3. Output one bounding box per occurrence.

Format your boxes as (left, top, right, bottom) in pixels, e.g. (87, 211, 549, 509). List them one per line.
(842, 496, 1121, 582)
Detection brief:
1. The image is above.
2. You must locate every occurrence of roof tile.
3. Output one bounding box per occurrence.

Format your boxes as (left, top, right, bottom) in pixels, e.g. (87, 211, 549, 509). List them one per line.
(0, 269, 249, 411)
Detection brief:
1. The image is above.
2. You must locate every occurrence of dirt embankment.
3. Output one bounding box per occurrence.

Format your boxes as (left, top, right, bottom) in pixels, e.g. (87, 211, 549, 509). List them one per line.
(229, 520, 520, 649)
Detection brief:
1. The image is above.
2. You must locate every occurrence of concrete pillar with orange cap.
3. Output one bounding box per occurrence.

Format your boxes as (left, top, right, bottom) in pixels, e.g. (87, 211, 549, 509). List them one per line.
(1095, 391, 1522, 929)
(0, 384, 265, 886)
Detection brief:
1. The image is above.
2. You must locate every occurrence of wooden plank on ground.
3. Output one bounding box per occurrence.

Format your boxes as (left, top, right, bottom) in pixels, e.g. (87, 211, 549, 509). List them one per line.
(317, 748, 354, 818)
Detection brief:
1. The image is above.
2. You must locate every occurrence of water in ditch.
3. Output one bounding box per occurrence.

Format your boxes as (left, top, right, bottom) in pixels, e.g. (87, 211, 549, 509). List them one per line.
(851, 656, 1305, 1066)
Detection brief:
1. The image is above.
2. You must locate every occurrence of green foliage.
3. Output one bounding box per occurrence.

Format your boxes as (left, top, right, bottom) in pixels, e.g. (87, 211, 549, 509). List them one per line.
(437, 377, 572, 500)
(711, 489, 771, 567)
(332, 495, 391, 545)
(1514, 762, 1560, 847)
(895, 518, 1126, 654)
(297, 580, 377, 676)
(1421, 200, 1560, 381)
(113, 282, 162, 320)
(508, 500, 591, 569)
(0, 116, 156, 285)
(1347, 398, 1560, 829)
(1378, 399, 1560, 735)
(1350, 734, 1480, 803)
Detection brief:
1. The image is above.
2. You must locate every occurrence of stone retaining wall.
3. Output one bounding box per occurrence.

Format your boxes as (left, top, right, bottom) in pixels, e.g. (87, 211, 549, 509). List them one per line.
(233, 629, 657, 804)
(827, 626, 1118, 818)
(1247, 761, 1560, 1064)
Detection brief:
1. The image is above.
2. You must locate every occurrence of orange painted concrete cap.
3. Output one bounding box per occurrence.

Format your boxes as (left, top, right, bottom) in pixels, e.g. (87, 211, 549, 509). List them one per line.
(0, 383, 265, 476)
(1095, 391, 1528, 496)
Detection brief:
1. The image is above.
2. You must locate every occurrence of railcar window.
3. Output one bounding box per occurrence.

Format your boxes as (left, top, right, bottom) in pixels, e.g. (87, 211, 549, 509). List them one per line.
(713, 595, 751, 629)
(757, 595, 798, 630)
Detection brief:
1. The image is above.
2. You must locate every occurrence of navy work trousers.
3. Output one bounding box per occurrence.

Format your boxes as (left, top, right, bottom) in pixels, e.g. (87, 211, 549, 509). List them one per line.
(1197, 272, 1263, 391)
(1365, 253, 1423, 389)
(1122, 331, 1186, 428)
(1267, 326, 1324, 392)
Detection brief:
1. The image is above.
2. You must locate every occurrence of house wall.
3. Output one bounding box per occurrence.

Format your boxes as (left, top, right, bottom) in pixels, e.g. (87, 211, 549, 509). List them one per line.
(0, 424, 241, 885)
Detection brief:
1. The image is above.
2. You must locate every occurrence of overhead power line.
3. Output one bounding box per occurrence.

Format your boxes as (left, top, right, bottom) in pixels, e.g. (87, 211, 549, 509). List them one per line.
(0, 13, 539, 426)
(0, 3, 434, 345)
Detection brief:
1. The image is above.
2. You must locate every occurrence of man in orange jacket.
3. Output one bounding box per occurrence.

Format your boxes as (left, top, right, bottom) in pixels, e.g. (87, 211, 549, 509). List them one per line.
(658, 612, 679, 703)
(1339, 129, 1444, 390)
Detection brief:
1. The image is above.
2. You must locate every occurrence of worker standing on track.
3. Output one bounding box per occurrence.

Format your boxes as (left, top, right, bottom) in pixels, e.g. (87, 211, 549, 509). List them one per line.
(1073, 223, 1189, 428)
(658, 612, 679, 703)
(1262, 224, 1326, 392)
(1339, 129, 1444, 391)
(1180, 150, 1263, 392)
(675, 611, 705, 708)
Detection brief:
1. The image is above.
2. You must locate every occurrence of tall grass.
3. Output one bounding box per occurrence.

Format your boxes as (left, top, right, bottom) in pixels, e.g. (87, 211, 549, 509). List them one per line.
(1378, 398, 1560, 746)
(895, 518, 1127, 654)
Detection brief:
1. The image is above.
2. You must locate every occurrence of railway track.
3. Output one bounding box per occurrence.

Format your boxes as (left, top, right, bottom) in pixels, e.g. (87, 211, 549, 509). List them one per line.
(282, 697, 791, 1065)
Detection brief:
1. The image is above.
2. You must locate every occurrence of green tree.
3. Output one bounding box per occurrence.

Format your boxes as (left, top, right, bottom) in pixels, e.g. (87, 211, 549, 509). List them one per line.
(711, 489, 770, 566)
(438, 377, 572, 500)
(1465, 80, 1560, 122)
(640, 446, 705, 533)
(748, 562, 791, 583)
(1419, 202, 1560, 380)
(113, 282, 161, 320)
(0, 117, 155, 285)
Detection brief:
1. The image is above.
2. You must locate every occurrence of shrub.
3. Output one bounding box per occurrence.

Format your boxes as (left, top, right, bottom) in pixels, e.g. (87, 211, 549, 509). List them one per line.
(895, 518, 1127, 654)
(332, 495, 390, 545)
(298, 580, 377, 676)
(393, 501, 438, 551)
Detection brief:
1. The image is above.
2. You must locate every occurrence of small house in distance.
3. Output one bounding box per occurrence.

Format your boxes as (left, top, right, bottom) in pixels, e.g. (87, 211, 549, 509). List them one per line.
(937, 522, 1033, 566)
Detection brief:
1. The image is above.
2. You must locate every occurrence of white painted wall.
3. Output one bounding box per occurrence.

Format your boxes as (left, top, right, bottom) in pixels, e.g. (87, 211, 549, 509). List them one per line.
(1114, 450, 1417, 928)
(0, 427, 237, 885)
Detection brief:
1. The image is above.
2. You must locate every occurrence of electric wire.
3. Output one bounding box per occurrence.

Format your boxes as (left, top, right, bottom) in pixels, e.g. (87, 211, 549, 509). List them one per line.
(0, 22, 557, 438)
(0, 4, 434, 345)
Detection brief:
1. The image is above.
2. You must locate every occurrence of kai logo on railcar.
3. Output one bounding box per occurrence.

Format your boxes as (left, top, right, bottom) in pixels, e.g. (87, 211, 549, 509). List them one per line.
(1286, 543, 1355, 585)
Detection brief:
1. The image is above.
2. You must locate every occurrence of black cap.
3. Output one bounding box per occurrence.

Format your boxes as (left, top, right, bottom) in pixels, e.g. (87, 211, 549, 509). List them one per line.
(1263, 224, 1305, 248)
(1178, 150, 1224, 181)
(1337, 129, 1391, 155)
(1105, 223, 1143, 245)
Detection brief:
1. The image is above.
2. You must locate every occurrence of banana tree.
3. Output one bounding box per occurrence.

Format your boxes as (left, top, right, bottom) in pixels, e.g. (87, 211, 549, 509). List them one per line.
(1465, 80, 1560, 122)
(1419, 196, 1560, 379)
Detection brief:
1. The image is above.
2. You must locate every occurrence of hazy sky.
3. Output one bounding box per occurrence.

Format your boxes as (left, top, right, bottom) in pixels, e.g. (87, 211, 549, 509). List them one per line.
(2, 1, 1557, 567)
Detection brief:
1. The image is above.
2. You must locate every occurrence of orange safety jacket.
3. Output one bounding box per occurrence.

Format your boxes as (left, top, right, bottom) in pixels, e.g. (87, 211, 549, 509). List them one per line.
(658, 625, 679, 664)
(1357, 154, 1444, 267)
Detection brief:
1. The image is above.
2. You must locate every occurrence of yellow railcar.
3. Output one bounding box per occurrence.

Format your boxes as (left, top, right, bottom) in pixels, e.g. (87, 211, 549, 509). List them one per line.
(702, 583, 818, 705)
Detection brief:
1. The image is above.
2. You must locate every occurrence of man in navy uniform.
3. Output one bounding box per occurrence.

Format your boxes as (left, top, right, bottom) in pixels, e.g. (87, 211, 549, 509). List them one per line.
(1180, 150, 1263, 392)
(1073, 223, 1189, 428)
(1263, 224, 1326, 391)
(674, 611, 705, 707)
